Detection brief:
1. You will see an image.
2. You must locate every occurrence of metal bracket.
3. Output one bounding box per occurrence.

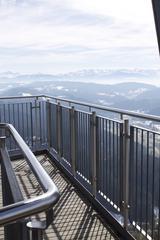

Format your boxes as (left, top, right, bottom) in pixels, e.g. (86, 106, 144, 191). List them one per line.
(27, 209, 53, 240)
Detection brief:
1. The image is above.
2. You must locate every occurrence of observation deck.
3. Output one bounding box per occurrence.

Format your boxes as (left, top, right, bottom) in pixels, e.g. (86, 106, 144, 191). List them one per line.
(0, 95, 160, 240)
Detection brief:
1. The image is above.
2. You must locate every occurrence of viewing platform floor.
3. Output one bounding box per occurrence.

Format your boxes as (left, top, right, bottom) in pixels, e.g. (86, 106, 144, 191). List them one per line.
(0, 154, 119, 240)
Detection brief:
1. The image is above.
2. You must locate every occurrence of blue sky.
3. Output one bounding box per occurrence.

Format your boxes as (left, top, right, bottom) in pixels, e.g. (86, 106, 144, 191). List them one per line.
(0, 0, 159, 74)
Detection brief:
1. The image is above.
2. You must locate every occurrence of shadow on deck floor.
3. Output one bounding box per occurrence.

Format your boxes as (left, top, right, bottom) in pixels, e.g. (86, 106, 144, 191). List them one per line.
(1, 155, 119, 240)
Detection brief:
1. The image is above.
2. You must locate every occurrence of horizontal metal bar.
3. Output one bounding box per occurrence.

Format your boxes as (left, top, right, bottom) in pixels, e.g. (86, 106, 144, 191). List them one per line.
(44, 95, 160, 122)
(0, 95, 44, 100)
(131, 124, 160, 135)
(96, 114, 122, 124)
(0, 94, 160, 122)
(0, 123, 59, 226)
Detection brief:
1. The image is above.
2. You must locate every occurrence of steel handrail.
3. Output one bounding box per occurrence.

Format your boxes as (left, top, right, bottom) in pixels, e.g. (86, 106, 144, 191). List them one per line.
(0, 123, 59, 226)
(44, 95, 160, 122)
(1, 94, 160, 122)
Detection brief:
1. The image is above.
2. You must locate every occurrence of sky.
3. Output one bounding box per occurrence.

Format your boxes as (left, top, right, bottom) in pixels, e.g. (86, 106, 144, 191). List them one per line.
(0, 0, 159, 74)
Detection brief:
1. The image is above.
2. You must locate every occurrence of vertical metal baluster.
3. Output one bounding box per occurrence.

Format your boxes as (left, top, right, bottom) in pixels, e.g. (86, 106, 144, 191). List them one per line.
(102, 118, 104, 196)
(30, 102, 34, 148)
(110, 121, 113, 201)
(80, 112, 82, 174)
(96, 117, 100, 192)
(18, 103, 20, 134)
(129, 126, 134, 224)
(81, 112, 83, 174)
(135, 128, 138, 226)
(99, 117, 102, 193)
(39, 102, 42, 146)
(70, 107, 76, 176)
(84, 114, 87, 178)
(26, 103, 29, 147)
(61, 108, 63, 158)
(34, 97, 39, 150)
(109, 120, 111, 200)
(3, 104, 6, 123)
(75, 110, 78, 175)
(87, 114, 89, 180)
(91, 111, 97, 197)
(56, 102, 62, 157)
(152, 133, 155, 239)
(140, 129, 144, 230)
(13, 104, 16, 150)
(47, 100, 51, 149)
(113, 121, 115, 204)
(82, 113, 84, 176)
(119, 122, 123, 210)
(116, 122, 119, 207)
(146, 131, 149, 236)
(122, 119, 130, 229)
(105, 119, 108, 199)
(22, 103, 24, 139)
(8, 104, 11, 150)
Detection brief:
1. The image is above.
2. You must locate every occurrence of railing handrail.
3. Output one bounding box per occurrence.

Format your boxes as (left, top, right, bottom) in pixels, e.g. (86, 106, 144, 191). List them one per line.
(44, 95, 160, 122)
(0, 94, 160, 122)
(0, 95, 44, 100)
(0, 123, 59, 226)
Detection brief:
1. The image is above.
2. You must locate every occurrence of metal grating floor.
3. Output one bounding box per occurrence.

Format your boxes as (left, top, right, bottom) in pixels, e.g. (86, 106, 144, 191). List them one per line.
(0, 155, 119, 240)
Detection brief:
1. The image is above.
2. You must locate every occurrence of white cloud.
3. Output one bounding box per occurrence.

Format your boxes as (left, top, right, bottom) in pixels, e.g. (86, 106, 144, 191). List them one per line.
(0, 0, 159, 73)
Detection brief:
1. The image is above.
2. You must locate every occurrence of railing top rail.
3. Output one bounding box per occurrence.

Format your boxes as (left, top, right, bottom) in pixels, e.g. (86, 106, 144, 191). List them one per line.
(0, 95, 44, 100)
(131, 124, 160, 135)
(0, 94, 160, 122)
(0, 123, 59, 226)
(44, 95, 160, 122)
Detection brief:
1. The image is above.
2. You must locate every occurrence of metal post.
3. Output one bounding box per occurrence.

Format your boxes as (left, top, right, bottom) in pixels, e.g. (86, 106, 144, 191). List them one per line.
(91, 111, 97, 197)
(70, 106, 76, 176)
(30, 229, 43, 240)
(56, 102, 62, 156)
(0, 136, 29, 240)
(27, 209, 53, 240)
(122, 119, 130, 229)
(27, 221, 43, 240)
(47, 100, 51, 149)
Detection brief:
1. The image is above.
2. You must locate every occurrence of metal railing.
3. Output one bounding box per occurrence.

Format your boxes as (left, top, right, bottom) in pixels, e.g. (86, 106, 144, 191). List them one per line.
(1, 95, 160, 239)
(0, 123, 59, 240)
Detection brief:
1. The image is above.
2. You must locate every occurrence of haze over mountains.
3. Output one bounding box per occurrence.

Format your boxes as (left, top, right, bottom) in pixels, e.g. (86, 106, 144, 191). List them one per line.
(0, 69, 160, 116)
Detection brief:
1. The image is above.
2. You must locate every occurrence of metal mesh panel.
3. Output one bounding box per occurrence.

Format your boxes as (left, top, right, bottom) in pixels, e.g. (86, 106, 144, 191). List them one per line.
(75, 110, 91, 183)
(129, 126, 160, 240)
(61, 106, 71, 164)
(97, 116, 122, 211)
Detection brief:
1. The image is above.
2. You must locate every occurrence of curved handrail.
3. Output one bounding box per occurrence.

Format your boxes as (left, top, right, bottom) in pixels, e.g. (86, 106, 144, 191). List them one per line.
(0, 123, 60, 226)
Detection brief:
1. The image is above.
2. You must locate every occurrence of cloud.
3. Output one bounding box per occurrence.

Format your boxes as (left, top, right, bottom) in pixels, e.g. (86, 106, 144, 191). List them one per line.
(0, 0, 159, 73)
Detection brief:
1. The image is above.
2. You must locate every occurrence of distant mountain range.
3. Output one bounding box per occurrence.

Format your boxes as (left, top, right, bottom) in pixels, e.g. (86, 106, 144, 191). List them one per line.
(0, 69, 160, 115)
(1, 68, 160, 84)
